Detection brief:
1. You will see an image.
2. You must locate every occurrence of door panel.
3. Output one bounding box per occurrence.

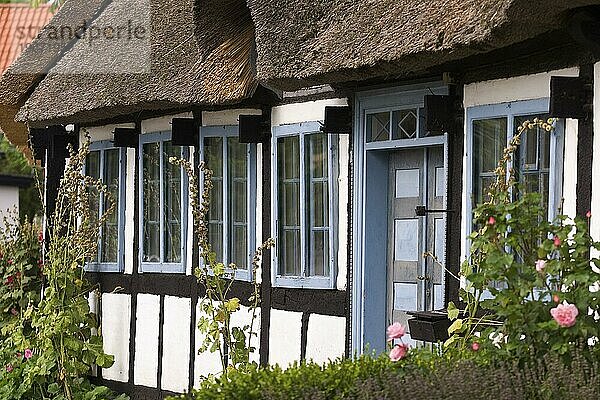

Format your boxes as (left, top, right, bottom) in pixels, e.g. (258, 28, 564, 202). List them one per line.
(387, 146, 445, 337)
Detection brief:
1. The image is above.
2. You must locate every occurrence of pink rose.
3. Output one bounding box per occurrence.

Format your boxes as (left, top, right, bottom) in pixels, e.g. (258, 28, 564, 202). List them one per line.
(488, 216, 496, 225)
(24, 349, 32, 360)
(5, 364, 12, 373)
(386, 322, 406, 341)
(550, 302, 579, 328)
(389, 344, 409, 361)
(535, 259, 546, 272)
(553, 236, 561, 247)
(471, 342, 480, 351)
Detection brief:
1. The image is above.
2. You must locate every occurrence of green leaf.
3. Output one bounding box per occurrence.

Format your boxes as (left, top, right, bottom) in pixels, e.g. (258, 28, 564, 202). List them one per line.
(447, 302, 459, 320)
(448, 319, 463, 335)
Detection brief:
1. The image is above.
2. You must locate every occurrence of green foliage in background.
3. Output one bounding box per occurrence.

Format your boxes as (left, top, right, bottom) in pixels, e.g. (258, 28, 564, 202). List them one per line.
(0, 134, 43, 221)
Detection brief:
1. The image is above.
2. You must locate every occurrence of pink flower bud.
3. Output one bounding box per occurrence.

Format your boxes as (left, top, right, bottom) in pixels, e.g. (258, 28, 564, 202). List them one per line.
(471, 342, 480, 351)
(587, 210, 592, 218)
(553, 236, 561, 247)
(553, 294, 560, 303)
(488, 216, 496, 225)
(24, 349, 32, 360)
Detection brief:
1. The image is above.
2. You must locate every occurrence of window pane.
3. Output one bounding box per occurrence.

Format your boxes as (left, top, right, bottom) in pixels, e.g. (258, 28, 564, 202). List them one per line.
(278, 136, 301, 276)
(366, 112, 390, 142)
(473, 118, 507, 203)
(514, 115, 551, 208)
(204, 137, 224, 262)
(143, 143, 161, 262)
(86, 151, 101, 262)
(228, 138, 248, 269)
(306, 134, 330, 277)
(164, 142, 182, 263)
(101, 149, 120, 263)
(392, 109, 418, 139)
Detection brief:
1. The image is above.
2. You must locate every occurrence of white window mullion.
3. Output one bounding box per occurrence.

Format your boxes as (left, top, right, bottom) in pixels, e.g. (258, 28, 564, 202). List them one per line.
(299, 133, 307, 279)
(246, 144, 254, 272)
(223, 138, 229, 267)
(97, 149, 105, 263)
(159, 139, 165, 266)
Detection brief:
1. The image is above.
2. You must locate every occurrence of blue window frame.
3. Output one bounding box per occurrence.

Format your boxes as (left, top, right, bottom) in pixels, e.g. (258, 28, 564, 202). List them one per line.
(139, 131, 189, 273)
(200, 125, 257, 281)
(466, 98, 565, 232)
(272, 122, 338, 289)
(84, 141, 126, 272)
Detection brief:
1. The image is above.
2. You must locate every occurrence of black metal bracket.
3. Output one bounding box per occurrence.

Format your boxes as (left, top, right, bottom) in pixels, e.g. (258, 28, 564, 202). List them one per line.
(415, 205, 454, 216)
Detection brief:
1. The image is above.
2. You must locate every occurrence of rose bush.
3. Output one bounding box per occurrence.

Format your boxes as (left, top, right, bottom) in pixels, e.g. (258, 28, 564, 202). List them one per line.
(446, 118, 600, 361)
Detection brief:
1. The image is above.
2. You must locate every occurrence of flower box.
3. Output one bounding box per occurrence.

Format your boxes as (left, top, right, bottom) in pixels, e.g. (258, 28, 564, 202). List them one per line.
(407, 311, 451, 343)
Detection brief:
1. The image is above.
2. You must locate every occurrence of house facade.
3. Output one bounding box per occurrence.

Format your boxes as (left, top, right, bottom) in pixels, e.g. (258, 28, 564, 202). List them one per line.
(1, 0, 600, 398)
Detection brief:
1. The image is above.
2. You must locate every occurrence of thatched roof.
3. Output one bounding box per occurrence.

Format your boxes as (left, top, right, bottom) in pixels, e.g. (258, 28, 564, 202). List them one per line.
(0, 0, 107, 149)
(15, 0, 257, 127)
(247, 0, 600, 90)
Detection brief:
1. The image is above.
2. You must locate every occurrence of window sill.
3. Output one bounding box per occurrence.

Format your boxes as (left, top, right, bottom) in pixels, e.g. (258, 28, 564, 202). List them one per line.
(140, 263, 186, 274)
(85, 263, 123, 273)
(273, 276, 335, 290)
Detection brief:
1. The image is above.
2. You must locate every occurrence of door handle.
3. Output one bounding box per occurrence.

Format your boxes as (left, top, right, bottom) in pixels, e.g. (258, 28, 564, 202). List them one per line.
(415, 205, 454, 216)
(417, 275, 431, 281)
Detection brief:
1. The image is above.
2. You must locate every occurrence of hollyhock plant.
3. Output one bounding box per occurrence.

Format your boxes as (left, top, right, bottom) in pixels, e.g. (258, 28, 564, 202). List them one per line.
(389, 343, 409, 361)
(550, 302, 579, 328)
(386, 322, 406, 341)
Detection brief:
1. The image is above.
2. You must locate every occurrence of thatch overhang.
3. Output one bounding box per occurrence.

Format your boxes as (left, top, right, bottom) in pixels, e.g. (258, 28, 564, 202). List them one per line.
(247, 0, 600, 91)
(0, 0, 107, 149)
(15, 0, 259, 128)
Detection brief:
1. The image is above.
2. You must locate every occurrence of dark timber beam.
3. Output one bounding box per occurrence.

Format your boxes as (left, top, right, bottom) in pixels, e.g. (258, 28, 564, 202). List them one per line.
(444, 83, 464, 306)
(576, 64, 594, 218)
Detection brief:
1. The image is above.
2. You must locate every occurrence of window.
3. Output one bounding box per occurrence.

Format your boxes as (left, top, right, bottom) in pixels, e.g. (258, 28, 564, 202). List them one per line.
(468, 99, 564, 224)
(365, 107, 441, 143)
(85, 141, 126, 272)
(272, 122, 338, 289)
(139, 132, 189, 273)
(200, 126, 257, 280)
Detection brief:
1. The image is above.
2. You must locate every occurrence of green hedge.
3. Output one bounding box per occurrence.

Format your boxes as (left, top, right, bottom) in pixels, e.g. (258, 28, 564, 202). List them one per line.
(172, 347, 600, 400)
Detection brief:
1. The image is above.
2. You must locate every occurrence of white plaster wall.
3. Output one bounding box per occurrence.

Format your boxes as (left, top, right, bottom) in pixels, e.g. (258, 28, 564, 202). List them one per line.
(230, 305, 261, 364)
(271, 98, 348, 126)
(83, 123, 135, 143)
(161, 296, 191, 392)
(101, 293, 131, 382)
(194, 300, 224, 387)
(461, 68, 580, 263)
(134, 294, 160, 387)
(141, 113, 192, 134)
(591, 62, 600, 244)
(563, 119, 579, 218)
(268, 309, 302, 367)
(337, 135, 349, 290)
(201, 109, 262, 126)
(305, 314, 346, 364)
(0, 186, 19, 228)
(464, 68, 579, 108)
